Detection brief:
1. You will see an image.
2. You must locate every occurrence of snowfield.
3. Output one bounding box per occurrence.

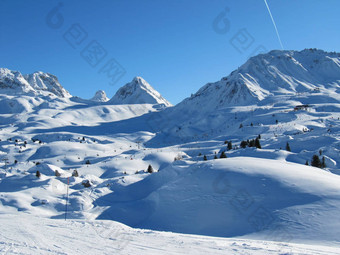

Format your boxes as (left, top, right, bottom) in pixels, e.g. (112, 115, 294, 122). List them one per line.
(1, 214, 340, 255)
(1, 49, 340, 254)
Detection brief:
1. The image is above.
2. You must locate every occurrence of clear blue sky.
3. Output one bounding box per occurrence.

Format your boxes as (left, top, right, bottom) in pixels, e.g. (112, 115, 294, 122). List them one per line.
(1, 0, 340, 104)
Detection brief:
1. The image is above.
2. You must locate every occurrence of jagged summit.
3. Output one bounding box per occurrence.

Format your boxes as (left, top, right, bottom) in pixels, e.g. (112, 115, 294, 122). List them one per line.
(91, 90, 109, 102)
(0, 68, 33, 93)
(0, 68, 71, 98)
(109, 76, 172, 106)
(24, 71, 71, 98)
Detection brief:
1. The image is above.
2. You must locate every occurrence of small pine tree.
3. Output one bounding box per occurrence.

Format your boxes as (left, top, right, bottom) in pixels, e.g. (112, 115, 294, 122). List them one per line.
(85, 160, 91, 165)
(72, 169, 79, 177)
(305, 160, 309, 166)
(147, 164, 154, 173)
(311, 155, 322, 168)
(286, 142, 291, 152)
(203, 155, 208, 161)
(319, 149, 322, 156)
(255, 138, 261, 149)
(257, 134, 261, 139)
(214, 155, 218, 159)
(36, 170, 41, 178)
(82, 180, 91, 188)
(55, 170, 61, 177)
(198, 153, 202, 156)
(321, 156, 326, 168)
(220, 151, 227, 158)
(227, 141, 232, 150)
(239, 123, 243, 128)
(250, 122, 253, 127)
(14, 160, 18, 164)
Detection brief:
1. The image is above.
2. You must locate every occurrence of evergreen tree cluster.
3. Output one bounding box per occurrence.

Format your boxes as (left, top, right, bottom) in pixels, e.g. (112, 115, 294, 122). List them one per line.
(240, 137, 261, 149)
(311, 155, 326, 168)
(202, 151, 227, 161)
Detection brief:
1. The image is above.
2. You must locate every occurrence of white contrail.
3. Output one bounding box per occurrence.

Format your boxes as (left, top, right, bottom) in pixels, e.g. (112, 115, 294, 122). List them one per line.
(263, 0, 284, 50)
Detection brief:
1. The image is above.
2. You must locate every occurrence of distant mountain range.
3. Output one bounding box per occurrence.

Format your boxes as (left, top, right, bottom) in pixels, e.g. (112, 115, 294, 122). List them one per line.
(2, 49, 339, 109)
(0, 68, 171, 106)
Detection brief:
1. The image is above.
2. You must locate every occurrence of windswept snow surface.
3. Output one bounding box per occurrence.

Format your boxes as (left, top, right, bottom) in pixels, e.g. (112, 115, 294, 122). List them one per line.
(1, 49, 340, 254)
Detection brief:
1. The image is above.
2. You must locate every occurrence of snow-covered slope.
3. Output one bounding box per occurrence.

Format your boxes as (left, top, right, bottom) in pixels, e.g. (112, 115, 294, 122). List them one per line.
(91, 90, 109, 102)
(109, 77, 172, 106)
(0, 68, 71, 97)
(1, 214, 339, 255)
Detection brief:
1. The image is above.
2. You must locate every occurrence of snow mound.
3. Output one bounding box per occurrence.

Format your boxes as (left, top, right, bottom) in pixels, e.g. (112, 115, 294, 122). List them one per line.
(96, 157, 340, 242)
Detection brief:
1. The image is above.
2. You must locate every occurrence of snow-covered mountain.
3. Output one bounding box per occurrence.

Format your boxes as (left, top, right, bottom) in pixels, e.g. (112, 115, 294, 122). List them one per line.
(146, 49, 340, 144)
(176, 49, 340, 111)
(109, 77, 172, 106)
(0, 68, 71, 97)
(91, 90, 109, 102)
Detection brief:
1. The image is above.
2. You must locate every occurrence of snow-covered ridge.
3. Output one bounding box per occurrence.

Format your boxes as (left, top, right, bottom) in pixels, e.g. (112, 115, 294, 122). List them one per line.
(109, 76, 172, 106)
(0, 68, 71, 98)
